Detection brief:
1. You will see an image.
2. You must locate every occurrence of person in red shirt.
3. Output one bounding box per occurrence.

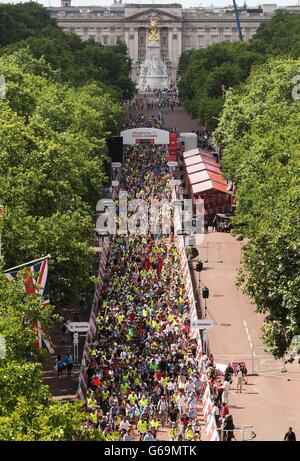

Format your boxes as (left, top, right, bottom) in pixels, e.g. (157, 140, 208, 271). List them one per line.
(129, 311, 136, 322)
(181, 414, 190, 428)
(143, 257, 150, 271)
(154, 370, 162, 382)
(221, 402, 229, 419)
(92, 375, 101, 389)
(157, 256, 163, 275)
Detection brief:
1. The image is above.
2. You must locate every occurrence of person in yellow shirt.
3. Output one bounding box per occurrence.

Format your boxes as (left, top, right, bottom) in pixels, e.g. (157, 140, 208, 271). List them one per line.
(150, 417, 160, 438)
(185, 424, 195, 441)
(128, 392, 137, 406)
(169, 423, 177, 441)
(139, 396, 148, 409)
(137, 419, 148, 441)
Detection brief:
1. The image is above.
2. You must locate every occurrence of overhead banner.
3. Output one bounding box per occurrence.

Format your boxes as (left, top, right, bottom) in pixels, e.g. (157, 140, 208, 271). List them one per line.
(121, 128, 170, 145)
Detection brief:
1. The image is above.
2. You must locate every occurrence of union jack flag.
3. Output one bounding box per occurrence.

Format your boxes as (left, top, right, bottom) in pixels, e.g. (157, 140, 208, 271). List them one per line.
(5, 257, 49, 304)
(4, 256, 54, 353)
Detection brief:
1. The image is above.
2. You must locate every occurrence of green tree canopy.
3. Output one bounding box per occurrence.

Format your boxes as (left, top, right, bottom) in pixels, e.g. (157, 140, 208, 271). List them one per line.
(213, 58, 300, 358)
(178, 11, 300, 127)
(0, 2, 135, 99)
(0, 51, 122, 305)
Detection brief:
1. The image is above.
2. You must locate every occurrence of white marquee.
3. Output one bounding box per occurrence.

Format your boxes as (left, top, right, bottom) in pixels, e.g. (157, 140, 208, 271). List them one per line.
(121, 127, 170, 145)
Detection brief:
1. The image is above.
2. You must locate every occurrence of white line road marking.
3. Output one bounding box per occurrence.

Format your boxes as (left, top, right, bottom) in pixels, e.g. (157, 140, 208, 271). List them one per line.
(244, 320, 254, 355)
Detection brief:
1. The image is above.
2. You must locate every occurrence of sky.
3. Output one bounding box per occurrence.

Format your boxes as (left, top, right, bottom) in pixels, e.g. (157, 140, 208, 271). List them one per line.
(0, 0, 299, 9)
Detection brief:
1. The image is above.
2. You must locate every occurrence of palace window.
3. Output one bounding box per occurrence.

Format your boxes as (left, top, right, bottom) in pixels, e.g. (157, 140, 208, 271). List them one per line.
(211, 35, 219, 44)
(197, 35, 204, 47)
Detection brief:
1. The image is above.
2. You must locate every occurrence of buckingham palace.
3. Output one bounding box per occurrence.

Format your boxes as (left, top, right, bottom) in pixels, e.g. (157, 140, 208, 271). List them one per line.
(49, 2, 299, 83)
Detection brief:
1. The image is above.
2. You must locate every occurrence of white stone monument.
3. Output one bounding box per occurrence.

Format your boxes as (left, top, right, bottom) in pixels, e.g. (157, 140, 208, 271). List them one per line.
(138, 18, 170, 92)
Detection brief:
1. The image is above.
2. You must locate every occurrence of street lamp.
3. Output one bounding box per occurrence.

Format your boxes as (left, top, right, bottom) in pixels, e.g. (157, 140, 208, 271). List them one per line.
(202, 286, 209, 319)
(196, 260, 203, 307)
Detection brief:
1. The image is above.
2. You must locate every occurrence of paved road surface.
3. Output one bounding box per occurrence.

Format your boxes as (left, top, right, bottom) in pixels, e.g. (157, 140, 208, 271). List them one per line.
(194, 230, 300, 441)
(163, 106, 201, 132)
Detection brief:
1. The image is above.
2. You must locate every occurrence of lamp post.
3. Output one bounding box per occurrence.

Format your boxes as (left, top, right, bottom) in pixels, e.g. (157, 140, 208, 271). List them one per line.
(202, 286, 209, 319)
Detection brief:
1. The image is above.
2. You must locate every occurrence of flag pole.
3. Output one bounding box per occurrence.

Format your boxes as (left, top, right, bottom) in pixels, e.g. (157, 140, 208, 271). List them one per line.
(4, 254, 51, 273)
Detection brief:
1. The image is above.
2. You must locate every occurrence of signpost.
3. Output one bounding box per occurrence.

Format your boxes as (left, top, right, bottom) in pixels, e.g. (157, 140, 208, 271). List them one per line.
(68, 322, 89, 333)
(190, 319, 213, 330)
(203, 329, 208, 355)
(73, 331, 79, 363)
(170, 179, 181, 187)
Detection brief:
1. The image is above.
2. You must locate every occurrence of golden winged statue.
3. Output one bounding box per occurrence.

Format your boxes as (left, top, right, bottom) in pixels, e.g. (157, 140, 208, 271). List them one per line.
(148, 18, 160, 42)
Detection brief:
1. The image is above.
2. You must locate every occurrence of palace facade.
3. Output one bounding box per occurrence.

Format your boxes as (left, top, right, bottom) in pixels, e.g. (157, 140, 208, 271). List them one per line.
(49, 2, 299, 83)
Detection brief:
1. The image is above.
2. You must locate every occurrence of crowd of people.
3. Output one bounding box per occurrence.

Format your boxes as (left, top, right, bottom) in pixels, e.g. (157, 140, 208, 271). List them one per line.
(80, 104, 241, 442)
(124, 85, 179, 115)
(81, 106, 209, 440)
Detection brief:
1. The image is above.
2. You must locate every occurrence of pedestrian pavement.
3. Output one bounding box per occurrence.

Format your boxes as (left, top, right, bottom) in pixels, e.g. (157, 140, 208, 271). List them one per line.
(193, 229, 300, 441)
(163, 106, 201, 133)
(42, 300, 90, 401)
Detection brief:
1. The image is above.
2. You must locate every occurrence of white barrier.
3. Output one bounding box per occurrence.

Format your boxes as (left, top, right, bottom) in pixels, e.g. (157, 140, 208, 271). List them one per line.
(172, 190, 199, 343)
(76, 237, 110, 400)
(172, 188, 219, 441)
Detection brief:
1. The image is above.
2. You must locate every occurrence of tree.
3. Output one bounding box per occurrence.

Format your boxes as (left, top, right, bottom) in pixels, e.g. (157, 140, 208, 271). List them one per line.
(0, 3, 135, 100)
(178, 11, 300, 127)
(178, 42, 262, 128)
(0, 52, 123, 304)
(214, 57, 300, 358)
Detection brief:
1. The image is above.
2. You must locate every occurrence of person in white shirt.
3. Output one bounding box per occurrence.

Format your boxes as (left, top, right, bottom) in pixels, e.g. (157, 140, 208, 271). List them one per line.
(123, 429, 134, 441)
(185, 378, 195, 394)
(177, 373, 186, 391)
(222, 380, 230, 404)
(120, 417, 130, 434)
(168, 380, 176, 397)
(178, 393, 186, 416)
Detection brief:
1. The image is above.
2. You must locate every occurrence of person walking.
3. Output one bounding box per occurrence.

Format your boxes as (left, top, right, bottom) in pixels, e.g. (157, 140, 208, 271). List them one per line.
(169, 423, 177, 441)
(224, 363, 234, 384)
(144, 429, 155, 441)
(222, 379, 230, 404)
(284, 427, 296, 441)
(241, 364, 248, 384)
(55, 355, 65, 378)
(236, 369, 243, 393)
(64, 352, 74, 377)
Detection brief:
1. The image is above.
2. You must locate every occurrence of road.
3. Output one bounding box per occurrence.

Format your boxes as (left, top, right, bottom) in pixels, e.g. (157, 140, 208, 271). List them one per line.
(194, 230, 300, 441)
